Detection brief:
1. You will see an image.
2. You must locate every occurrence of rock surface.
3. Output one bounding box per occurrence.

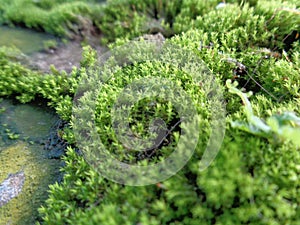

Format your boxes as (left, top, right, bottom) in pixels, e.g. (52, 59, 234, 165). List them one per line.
(30, 40, 107, 73)
(0, 171, 25, 207)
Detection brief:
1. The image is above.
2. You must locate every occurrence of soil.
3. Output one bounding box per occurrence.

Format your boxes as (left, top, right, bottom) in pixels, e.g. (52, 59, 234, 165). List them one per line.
(29, 33, 166, 74)
(30, 37, 108, 73)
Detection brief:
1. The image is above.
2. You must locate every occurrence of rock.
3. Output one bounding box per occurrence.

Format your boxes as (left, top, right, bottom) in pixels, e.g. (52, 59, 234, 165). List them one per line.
(0, 171, 25, 207)
(136, 32, 166, 44)
(29, 41, 107, 73)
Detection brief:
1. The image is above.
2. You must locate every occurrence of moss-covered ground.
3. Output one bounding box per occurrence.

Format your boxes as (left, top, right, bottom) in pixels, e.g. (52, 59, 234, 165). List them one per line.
(0, 0, 300, 224)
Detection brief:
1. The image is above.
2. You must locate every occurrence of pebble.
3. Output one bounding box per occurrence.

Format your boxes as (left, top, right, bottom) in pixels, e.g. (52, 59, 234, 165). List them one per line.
(0, 171, 25, 207)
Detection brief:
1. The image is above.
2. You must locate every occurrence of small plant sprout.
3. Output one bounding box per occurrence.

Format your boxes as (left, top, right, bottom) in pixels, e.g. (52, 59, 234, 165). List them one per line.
(5, 128, 20, 140)
(0, 107, 6, 113)
(226, 79, 300, 146)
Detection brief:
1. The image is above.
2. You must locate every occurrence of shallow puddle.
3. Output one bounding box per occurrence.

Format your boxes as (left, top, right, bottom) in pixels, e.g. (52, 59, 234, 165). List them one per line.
(0, 26, 56, 54)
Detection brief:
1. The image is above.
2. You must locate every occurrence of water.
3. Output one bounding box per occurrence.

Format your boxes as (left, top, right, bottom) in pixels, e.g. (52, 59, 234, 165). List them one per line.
(0, 99, 62, 224)
(0, 26, 56, 54)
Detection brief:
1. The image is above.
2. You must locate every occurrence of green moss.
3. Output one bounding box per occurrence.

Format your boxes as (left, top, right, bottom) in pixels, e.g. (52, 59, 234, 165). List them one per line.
(0, 46, 80, 119)
(0, 0, 104, 37)
(0, 0, 299, 224)
(40, 38, 300, 225)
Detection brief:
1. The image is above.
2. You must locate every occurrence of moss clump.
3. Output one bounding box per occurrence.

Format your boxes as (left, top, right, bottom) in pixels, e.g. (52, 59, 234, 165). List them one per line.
(0, 46, 82, 120)
(0, 0, 103, 38)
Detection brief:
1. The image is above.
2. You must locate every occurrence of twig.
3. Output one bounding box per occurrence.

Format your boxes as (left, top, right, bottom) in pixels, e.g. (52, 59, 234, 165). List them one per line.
(138, 118, 183, 159)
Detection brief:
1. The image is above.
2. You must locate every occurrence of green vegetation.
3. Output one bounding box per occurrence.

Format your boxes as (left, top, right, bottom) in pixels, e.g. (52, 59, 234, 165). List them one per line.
(0, 46, 79, 120)
(0, 0, 300, 224)
(227, 80, 300, 146)
(0, 0, 103, 37)
(43, 40, 58, 50)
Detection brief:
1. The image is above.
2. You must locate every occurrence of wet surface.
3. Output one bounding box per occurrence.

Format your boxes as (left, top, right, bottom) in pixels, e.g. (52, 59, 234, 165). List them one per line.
(0, 24, 106, 224)
(0, 99, 63, 225)
(0, 171, 25, 208)
(0, 25, 108, 73)
(0, 26, 56, 54)
(0, 100, 57, 142)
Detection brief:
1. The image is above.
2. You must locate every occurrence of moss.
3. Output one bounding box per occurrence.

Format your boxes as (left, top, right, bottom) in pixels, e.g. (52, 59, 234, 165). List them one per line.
(0, 0, 103, 37)
(0, 0, 299, 224)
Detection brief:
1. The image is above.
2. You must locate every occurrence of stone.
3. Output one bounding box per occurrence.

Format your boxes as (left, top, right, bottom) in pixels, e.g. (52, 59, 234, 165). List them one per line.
(0, 171, 25, 207)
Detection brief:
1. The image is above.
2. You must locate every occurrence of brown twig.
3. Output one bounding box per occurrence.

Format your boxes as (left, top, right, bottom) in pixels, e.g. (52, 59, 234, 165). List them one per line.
(137, 118, 183, 160)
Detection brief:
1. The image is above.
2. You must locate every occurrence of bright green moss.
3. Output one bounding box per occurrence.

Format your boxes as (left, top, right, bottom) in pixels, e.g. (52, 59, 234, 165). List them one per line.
(0, 46, 82, 119)
(0, 0, 299, 224)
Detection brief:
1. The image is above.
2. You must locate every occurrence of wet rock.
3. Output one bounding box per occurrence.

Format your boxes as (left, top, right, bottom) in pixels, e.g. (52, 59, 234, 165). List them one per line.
(0, 171, 25, 207)
(0, 26, 56, 54)
(45, 119, 69, 159)
(47, 144, 67, 159)
(0, 100, 63, 224)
